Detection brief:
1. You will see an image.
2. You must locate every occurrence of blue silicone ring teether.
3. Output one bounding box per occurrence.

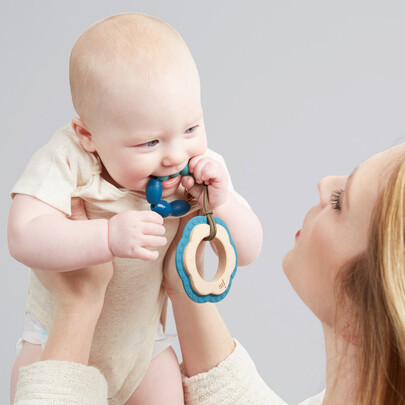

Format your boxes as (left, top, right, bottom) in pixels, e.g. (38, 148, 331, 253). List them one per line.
(175, 215, 238, 303)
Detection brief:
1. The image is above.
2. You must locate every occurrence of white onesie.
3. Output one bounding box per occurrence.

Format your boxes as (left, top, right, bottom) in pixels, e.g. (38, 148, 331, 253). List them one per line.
(11, 123, 248, 404)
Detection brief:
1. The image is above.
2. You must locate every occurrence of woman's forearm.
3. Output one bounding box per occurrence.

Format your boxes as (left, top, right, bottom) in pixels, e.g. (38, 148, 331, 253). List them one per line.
(171, 293, 235, 377)
(41, 305, 102, 364)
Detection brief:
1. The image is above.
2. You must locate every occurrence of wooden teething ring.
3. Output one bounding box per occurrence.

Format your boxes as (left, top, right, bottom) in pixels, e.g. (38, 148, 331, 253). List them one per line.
(183, 222, 236, 295)
(175, 185, 238, 303)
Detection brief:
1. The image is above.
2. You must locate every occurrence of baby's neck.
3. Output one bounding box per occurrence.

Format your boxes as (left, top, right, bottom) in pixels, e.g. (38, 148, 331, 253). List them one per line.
(100, 163, 123, 189)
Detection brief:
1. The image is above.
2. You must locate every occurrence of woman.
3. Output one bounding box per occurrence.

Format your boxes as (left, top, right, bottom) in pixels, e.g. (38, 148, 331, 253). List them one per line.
(14, 144, 405, 404)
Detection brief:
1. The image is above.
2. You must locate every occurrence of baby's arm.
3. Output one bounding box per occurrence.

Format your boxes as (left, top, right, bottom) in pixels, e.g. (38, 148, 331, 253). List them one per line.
(8, 194, 166, 271)
(182, 156, 262, 266)
(209, 192, 262, 266)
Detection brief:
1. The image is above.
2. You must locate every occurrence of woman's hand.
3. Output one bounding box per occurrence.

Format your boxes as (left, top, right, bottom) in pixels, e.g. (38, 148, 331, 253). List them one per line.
(37, 198, 114, 364)
(33, 198, 114, 314)
(162, 212, 235, 377)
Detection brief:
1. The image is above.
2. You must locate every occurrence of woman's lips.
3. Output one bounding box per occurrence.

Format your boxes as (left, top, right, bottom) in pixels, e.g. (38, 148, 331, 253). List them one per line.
(295, 230, 301, 240)
(161, 175, 182, 189)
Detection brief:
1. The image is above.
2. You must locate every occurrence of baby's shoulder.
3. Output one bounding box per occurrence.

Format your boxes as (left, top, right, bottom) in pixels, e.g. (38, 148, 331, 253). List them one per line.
(25, 123, 100, 185)
(43, 124, 99, 170)
(48, 124, 90, 157)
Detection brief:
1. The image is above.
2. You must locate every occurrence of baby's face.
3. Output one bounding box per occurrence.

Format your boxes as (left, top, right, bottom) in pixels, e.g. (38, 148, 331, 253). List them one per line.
(89, 64, 207, 198)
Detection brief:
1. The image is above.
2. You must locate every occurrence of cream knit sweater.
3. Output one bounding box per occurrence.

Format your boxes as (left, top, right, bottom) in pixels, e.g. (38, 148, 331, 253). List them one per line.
(14, 360, 108, 404)
(14, 340, 324, 405)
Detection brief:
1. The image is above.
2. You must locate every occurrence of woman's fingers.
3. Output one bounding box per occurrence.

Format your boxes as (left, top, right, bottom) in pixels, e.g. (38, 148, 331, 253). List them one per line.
(69, 197, 88, 220)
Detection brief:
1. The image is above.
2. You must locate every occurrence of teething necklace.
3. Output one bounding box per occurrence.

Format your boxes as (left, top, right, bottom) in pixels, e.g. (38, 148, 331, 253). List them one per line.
(145, 164, 192, 218)
(146, 163, 238, 303)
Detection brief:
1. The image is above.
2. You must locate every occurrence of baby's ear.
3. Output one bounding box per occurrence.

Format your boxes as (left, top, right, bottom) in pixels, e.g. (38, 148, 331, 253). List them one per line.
(71, 117, 96, 152)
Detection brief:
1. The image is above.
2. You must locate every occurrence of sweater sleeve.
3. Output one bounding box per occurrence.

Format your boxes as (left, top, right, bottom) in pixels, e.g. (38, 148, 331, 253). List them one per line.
(14, 360, 108, 405)
(182, 339, 287, 405)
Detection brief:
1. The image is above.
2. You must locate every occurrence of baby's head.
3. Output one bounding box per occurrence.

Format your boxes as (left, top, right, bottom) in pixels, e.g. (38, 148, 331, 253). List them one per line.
(70, 13, 207, 196)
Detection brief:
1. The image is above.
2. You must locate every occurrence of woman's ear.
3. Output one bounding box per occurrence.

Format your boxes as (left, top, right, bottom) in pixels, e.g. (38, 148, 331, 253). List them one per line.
(71, 117, 97, 152)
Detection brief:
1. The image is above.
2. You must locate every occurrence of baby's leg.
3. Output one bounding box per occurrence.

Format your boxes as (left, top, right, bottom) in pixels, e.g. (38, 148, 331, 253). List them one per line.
(10, 341, 42, 403)
(125, 346, 184, 405)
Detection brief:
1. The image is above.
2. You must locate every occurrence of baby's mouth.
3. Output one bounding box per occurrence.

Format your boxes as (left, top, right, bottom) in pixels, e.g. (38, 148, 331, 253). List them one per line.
(152, 163, 191, 182)
(153, 171, 181, 182)
(160, 175, 182, 189)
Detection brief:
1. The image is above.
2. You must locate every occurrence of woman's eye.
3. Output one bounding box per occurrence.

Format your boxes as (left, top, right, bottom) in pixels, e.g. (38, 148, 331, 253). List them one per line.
(330, 189, 344, 211)
(185, 126, 197, 134)
(141, 140, 159, 148)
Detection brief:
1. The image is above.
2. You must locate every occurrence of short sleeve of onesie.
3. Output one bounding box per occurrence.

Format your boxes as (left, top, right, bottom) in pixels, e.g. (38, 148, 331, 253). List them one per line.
(11, 125, 97, 216)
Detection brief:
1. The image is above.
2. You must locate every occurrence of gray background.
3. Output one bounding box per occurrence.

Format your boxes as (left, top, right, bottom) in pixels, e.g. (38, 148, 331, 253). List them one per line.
(1, 1, 405, 403)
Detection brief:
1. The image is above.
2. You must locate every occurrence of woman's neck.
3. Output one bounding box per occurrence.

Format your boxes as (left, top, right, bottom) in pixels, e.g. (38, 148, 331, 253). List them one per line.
(322, 323, 359, 405)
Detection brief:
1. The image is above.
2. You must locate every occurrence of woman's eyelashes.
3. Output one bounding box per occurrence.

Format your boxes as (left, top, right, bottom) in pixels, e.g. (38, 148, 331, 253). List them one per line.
(330, 189, 344, 211)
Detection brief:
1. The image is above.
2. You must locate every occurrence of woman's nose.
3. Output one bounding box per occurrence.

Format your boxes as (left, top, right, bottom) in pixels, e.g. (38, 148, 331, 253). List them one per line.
(318, 176, 348, 207)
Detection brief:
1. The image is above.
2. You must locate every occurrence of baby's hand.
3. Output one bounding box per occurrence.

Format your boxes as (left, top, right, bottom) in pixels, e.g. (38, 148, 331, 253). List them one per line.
(108, 211, 167, 260)
(181, 156, 229, 210)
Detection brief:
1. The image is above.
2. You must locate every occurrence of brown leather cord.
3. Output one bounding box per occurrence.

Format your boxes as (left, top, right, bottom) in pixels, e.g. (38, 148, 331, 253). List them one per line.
(201, 184, 217, 241)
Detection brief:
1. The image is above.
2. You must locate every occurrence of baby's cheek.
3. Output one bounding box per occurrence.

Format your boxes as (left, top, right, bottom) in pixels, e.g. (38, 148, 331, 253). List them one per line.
(194, 133, 207, 155)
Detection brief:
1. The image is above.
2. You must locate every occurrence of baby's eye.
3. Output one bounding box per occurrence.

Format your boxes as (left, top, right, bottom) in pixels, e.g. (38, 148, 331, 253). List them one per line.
(330, 189, 344, 211)
(185, 126, 198, 134)
(140, 140, 159, 148)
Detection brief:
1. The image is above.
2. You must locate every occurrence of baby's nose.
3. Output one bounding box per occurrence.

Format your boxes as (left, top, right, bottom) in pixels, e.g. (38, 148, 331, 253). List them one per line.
(162, 147, 187, 167)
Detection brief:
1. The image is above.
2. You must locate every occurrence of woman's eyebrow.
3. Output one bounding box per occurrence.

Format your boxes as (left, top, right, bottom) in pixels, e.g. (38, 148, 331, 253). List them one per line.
(344, 166, 360, 209)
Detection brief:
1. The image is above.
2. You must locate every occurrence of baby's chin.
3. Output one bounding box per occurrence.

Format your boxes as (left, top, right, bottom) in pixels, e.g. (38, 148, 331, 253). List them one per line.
(160, 184, 182, 199)
(159, 175, 182, 196)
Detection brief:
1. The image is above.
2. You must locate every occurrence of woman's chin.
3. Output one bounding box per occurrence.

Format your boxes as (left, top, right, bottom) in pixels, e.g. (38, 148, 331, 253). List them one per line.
(282, 248, 294, 277)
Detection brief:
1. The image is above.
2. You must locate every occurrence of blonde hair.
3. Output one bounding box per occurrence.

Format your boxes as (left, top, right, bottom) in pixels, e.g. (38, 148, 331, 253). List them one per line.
(338, 158, 405, 404)
(69, 13, 189, 126)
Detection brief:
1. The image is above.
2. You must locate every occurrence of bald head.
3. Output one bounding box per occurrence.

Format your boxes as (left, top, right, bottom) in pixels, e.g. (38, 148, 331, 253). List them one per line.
(69, 13, 198, 129)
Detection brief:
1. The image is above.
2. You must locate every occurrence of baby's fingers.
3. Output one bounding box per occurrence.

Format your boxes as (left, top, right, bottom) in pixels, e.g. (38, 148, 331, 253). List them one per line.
(142, 222, 166, 236)
(136, 248, 160, 261)
(140, 210, 165, 225)
(181, 175, 195, 190)
(69, 198, 88, 220)
(142, 235, 167, 248)
(191, 157, 218, 185)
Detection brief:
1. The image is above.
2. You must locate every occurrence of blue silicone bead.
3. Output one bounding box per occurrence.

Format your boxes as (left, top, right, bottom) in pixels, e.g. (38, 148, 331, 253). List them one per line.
(180, 164, 190, 176)
(170, 171, 180, 177)
(151, 200, 173, 218)
(170, 200, 191, 217)
(157, 175, 169, 181)
(145, 178, 162, 205)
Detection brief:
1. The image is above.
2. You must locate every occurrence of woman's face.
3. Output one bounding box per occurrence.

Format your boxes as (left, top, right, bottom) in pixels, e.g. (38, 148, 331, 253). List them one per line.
(283, 144, 405, 326)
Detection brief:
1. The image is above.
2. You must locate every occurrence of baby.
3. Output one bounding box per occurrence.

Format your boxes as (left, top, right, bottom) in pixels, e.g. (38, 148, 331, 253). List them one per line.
(8, 13, 263, 405)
